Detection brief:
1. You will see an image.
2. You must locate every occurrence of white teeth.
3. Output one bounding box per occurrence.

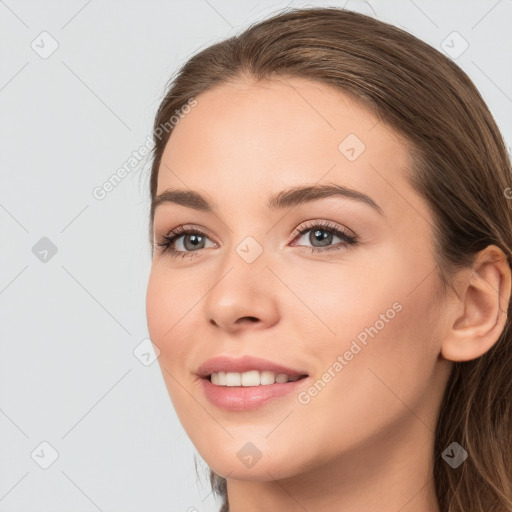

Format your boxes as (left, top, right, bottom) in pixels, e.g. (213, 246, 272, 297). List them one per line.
(241, 370, 260, 386)
(260, 370, 275, 385)
(210, 370, 303, 386)
(225, 372, 241, 386)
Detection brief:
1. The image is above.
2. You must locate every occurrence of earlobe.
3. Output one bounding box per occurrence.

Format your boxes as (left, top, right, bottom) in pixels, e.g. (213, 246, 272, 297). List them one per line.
(440, 245, 511, 363)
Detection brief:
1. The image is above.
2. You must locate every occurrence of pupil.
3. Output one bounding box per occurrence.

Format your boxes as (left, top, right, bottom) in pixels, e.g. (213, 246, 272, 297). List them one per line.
(185, 234, 204, 250)
(311, 229, 332, 247)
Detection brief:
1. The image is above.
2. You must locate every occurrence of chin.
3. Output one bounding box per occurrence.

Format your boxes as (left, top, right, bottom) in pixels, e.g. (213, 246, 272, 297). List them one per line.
(199, 444, 311, 483)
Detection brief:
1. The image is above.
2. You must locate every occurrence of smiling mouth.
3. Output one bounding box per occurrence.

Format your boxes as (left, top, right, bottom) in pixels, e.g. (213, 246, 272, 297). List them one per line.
(206, 370, 309, 386)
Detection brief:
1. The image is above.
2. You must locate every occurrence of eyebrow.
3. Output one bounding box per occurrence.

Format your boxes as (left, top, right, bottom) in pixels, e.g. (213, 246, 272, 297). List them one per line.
(152, 183, 383, 218)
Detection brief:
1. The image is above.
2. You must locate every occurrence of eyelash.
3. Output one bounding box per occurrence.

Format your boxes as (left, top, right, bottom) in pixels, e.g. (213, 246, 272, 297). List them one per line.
(155, 220, 359, 259)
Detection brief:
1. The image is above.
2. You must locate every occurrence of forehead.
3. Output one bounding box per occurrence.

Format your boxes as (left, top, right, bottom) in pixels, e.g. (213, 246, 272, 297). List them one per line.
(156, 76, 424, 222)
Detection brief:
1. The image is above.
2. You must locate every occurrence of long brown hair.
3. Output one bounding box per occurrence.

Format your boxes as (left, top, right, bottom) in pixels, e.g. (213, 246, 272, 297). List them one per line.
(147, 7, 512, 511)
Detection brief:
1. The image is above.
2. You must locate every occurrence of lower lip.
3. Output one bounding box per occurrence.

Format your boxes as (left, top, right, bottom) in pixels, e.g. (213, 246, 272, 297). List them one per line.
(199, 376, 308, 411)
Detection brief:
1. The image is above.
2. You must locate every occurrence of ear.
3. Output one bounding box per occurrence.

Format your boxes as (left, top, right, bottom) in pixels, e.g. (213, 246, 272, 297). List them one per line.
(441, 245, 511, 362)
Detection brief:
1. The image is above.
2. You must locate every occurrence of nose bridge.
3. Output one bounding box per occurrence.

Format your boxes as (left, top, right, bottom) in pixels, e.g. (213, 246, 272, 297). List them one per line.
(216, 232, 272, 297)
(218, 208, 273, 271)
(202, 230, 279, 329)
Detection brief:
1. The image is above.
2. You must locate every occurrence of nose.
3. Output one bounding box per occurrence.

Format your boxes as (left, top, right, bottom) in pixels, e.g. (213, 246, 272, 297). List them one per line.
(202, 253, 280, 334)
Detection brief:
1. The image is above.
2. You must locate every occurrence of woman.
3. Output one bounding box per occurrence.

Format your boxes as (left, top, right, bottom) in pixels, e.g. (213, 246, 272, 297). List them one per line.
(145, 7, 512, 512)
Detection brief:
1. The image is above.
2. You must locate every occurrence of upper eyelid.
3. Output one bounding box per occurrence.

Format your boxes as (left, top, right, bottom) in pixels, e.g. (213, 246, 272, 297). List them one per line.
(159, 220, 355, 246)
(161, 220, 349, 236)
(291, 219, 355, 237)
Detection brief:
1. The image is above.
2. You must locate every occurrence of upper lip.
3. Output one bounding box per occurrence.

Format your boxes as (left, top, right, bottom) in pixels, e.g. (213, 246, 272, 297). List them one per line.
(196, 355, 309, 378)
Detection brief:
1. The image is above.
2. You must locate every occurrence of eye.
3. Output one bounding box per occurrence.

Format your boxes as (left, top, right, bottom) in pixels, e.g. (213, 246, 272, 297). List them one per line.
(156, 220, 359, 259)
(155, 225, 216, 259)
(290, 220, 359, 253)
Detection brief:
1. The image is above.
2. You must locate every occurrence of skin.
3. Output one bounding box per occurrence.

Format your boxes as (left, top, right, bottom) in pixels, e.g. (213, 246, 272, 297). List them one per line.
(145, 76, 511, 511)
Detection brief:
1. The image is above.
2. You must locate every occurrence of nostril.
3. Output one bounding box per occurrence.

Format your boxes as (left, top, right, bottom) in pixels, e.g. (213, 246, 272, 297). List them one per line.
(238, 316, 259, 324)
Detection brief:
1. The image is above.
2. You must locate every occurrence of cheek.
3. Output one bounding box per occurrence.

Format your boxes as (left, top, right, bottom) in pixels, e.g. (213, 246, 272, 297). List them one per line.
(285, 289, 441, 473)
(296, 246, 441, 409)
(313, 240, 439, 362)
(145, 269, 202, 428)
(145, 270, 169, 345)
(276, 253, 402, 353)
(145, 268, 192, 369)
(310, 264, 441, 428)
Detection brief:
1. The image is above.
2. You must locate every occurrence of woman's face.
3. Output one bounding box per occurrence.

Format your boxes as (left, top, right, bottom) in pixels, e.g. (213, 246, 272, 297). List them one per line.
(146, 77, 453, 481)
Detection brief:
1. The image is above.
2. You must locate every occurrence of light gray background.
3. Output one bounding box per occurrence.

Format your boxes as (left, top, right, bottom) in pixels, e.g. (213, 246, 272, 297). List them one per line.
(1, 0, 511, 511)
